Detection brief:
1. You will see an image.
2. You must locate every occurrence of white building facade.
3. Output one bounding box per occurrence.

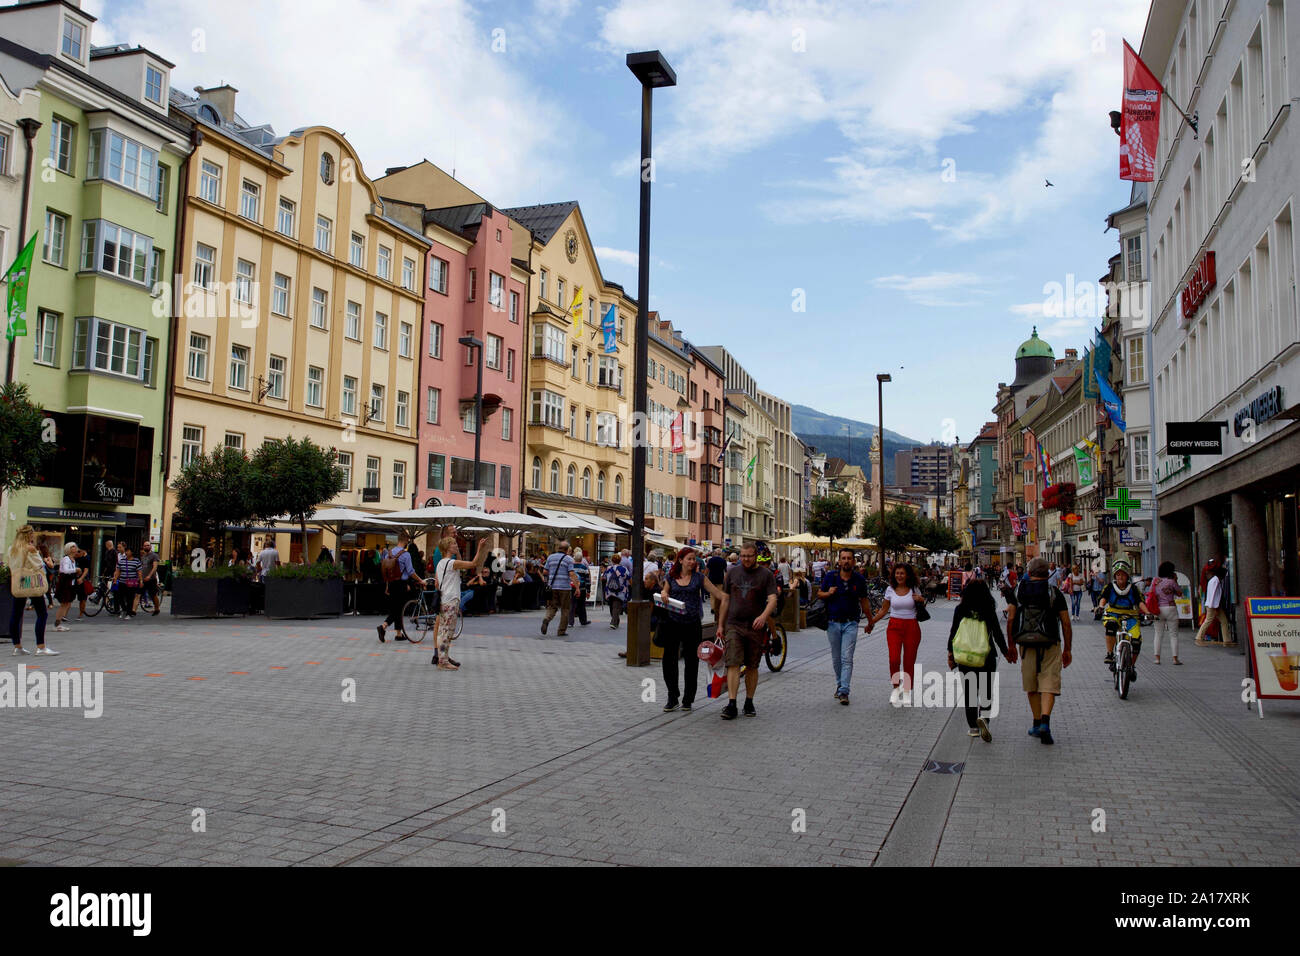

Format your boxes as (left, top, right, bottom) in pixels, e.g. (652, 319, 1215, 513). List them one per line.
(1144, 0, 1300, 615)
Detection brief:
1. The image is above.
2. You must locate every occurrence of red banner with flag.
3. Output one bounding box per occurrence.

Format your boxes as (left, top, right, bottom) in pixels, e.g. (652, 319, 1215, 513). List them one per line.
(1120, 40, 1161, 182)
(670, 412, 684, 453)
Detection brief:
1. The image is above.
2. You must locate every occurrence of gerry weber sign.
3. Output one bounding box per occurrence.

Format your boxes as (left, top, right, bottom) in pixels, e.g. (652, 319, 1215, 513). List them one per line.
(1180, 251, 1216, 322)
(1233, 385, 1284, 437)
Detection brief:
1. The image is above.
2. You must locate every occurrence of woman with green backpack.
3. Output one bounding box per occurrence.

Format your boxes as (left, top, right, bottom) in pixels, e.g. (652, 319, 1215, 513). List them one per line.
(947, 579, 1013, 741)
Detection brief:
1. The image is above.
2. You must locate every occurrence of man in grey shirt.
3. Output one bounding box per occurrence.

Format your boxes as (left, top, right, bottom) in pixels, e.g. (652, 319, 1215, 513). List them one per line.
(139, 540, 162, 616)
(256, 543, 280, 581)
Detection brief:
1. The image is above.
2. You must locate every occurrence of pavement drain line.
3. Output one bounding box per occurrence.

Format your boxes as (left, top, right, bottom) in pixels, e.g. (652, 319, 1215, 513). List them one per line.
(320, 646, 839, 867)
(873, 706, 970, 867)
(1141, 664, 1300, 815)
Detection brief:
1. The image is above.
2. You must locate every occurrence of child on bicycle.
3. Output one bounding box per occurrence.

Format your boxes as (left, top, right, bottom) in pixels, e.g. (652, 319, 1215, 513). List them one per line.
(1096, 559, 1146, 667)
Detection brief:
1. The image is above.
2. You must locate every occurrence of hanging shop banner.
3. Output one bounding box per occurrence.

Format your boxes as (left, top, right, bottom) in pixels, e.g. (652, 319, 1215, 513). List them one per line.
(1244, 597, 1300, 700)
(601, 304, 617, 354)
(1120, 40, 1162, 182)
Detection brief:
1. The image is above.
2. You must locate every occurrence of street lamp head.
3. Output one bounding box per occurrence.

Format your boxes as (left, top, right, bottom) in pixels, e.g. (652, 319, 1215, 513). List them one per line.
(627, 50, 677, 88)
(877, 373, 892, 384)
(1109, 110, 1123, 135)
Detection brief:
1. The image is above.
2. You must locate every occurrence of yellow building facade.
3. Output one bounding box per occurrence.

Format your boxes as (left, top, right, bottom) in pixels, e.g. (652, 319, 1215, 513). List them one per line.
(502, 202, 636, 561)
(162, 86, 428, 564)
(645, 316, 696, 547)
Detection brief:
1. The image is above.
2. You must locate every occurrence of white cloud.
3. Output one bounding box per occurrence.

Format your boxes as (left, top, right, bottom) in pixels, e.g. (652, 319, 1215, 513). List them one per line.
(873, 271, 990, 307)
(599, 0, 1148, 239)
(595, 246, 638, 267)
(92, 0, 567, 206)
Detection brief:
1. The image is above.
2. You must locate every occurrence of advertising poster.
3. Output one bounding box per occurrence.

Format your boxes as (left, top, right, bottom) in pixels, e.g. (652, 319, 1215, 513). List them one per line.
(1245, 597, 1300, 699)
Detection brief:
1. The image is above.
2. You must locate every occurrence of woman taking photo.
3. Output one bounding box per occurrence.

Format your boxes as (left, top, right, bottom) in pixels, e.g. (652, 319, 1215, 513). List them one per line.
(53, 541, 79, 632)
(946, 579, 1013, 741)
(7, 526, 59, 656)
(1150, 561, 1183, 665)
(658, 547, 726, 712)
(868, 563, 927, 705)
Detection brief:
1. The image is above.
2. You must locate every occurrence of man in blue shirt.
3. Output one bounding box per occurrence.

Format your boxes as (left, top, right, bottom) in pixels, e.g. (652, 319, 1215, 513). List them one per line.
(541, 540, 580, 636)
(568, 549, 591, 627)
(816, 549, 875, 705)
(377, 531, 425, 643)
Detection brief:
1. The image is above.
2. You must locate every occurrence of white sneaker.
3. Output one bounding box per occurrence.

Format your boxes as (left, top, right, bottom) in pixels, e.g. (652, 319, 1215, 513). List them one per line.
(12, 645, 30, 656)
(36, 646, 60, 656)
(899, 689, 912, 706)
(968, 728, 980, 737)
(889, 686, 902, 705)
(54, 624, 70, 632)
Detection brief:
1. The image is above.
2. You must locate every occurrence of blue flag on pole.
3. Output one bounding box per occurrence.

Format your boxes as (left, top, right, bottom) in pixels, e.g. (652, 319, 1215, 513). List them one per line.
(1095, 370, 1126, 432)
(601, 304, 617, 353)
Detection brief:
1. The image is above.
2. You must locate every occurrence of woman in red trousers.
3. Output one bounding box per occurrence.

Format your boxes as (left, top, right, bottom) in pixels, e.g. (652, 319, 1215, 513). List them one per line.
(868, 563, 926, 705)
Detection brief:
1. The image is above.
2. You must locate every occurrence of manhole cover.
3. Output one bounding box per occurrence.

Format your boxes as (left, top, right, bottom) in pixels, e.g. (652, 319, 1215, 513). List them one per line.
(923, 760, 965, 774)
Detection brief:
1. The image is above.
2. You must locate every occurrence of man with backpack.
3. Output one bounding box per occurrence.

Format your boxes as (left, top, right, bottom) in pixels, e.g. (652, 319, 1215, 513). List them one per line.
(1005, 557, 1071, 745)
(376, 532, 425, 643)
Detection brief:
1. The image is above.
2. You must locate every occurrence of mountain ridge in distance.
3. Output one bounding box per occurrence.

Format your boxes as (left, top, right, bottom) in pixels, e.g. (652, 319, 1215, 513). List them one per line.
(791, 404, 923, 446)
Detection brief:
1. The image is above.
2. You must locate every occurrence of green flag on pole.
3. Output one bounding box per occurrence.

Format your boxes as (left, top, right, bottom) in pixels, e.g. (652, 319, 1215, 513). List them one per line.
(1073, 445, 1095, 486)
(4, 231, 38, 342)
(745, 452, 758, 486)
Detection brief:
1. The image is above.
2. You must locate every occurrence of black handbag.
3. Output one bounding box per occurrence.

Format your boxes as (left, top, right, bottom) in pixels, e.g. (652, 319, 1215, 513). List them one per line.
(914, 591, 931, 623)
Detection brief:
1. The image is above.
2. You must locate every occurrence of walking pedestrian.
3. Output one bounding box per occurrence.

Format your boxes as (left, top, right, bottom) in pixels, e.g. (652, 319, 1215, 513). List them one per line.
(1058, 563, 1073, 622)
(1068, 564, 1085, 620)
(429, 534, 489, 670)
(74, 545, 91, 618)
(1150, 561, 1182, 665)
(540, 540, 580, 636)
(376, 531, 425, 643)
(139, 540, 162, 616)
(947, 578, 1013, 741)
(1005, 557, 1071, 745)
(817, 549, 874, 705)
(113, 544, 142, 618)
(101, 538, 118, 583)
(1089, 566, 1106, 610)
(705, 548, 727, 618)
(1194, 563, 1230, 646)
(659, 547, 726, 712)
(715, 542, 778, 720)
(603, 557, 630, 628)
(867, 563, 927, 705)
(568, 548, 591, 627)
(53, 542, 79, 631)
(7, 526, 59, 656)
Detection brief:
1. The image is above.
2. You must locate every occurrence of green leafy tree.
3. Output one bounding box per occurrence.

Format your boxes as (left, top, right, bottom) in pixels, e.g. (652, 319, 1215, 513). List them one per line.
(807, 494, 857, 547)
(170, 445, 257, 549)
(919, 517, 962, 555)
(860, 506, 924, 556)
(0, 382, 53, 496)
(250, 437, 346, 557)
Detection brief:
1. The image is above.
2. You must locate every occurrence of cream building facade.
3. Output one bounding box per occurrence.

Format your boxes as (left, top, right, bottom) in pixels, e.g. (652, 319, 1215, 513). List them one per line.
(163, 86, 429, 562)
(645, 315, 697, 546)
(501, 201, 636, 562)
(758, 389, 800, 538)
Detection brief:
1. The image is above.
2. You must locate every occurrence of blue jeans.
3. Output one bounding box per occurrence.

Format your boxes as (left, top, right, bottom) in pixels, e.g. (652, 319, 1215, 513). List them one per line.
(826, 620, 859, 696)
(459, 589, 474, 612)
(1070, 590, 1082, 617)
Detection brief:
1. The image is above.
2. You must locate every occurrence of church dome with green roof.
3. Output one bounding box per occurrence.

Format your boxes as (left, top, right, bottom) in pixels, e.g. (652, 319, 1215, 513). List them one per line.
(1015, 326, 1055, 359)
(1010, 326, 1056, 390)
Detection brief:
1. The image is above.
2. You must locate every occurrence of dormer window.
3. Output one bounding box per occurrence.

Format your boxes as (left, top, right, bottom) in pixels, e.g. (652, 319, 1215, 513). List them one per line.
(145, 66, 164, 105)
(198, 104, 220, 125)
(320, 152, 335, 185)
(61, 19, 84, 61)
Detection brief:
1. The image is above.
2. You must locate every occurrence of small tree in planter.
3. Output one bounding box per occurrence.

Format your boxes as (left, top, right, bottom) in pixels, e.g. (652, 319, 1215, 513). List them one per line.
(250, 437, 347, 560)
(808, 494, 857, 551)
(264, 561, 344, 619)
(169, 447, 257, 616)
(0, 382, 53, 500)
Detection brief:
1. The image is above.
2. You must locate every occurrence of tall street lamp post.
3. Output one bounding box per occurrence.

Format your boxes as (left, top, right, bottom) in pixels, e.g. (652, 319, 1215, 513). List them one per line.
(458, 335, 484, 497)
(625, 50, 676, 666)
(876, 373, 891, 575)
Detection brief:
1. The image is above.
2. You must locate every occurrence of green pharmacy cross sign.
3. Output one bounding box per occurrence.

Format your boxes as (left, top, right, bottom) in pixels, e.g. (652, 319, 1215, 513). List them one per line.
(1105, 487, 1143, 522)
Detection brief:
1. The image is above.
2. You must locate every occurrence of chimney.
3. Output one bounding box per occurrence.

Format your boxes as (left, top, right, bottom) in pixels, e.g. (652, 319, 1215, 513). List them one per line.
(194, 84, 238, 122)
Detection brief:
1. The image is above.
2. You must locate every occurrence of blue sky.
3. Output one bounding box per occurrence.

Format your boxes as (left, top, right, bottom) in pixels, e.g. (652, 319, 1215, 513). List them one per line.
(93, 0, 1151, 443)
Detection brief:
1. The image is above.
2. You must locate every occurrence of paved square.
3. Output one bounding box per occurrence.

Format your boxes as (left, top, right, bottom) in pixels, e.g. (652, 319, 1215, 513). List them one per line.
(2, 598, 1296, 866)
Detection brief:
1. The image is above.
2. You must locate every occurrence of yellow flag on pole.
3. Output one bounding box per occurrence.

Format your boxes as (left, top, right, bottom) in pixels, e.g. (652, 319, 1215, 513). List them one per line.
(570, 285, 584, 336)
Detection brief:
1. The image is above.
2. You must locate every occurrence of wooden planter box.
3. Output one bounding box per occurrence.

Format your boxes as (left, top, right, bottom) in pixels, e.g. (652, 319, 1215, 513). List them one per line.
(170, 576, 251, 617)
(264, 576, 344, 619)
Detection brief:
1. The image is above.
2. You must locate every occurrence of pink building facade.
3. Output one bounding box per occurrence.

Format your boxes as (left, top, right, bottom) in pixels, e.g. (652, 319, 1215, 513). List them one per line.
(412, 203, 528, 509)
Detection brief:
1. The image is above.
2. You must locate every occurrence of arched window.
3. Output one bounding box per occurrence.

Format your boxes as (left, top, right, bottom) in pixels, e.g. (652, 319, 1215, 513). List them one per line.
(532, 457, 542, 490)
(597, 471, 606, 501)
(550, 460, 560, 493)
(581, 468, 592, 499)
(566, 464, 576, 497)
(614, 473, 623, 504)
(320, 152, 335, 184)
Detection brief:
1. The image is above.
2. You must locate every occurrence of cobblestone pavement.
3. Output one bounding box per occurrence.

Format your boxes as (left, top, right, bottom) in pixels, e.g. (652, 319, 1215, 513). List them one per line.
(1, 597, 1296, 866)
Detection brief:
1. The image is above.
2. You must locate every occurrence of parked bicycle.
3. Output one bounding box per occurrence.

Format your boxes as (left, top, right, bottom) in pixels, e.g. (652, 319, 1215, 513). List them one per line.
(82, 577, 119, 618)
